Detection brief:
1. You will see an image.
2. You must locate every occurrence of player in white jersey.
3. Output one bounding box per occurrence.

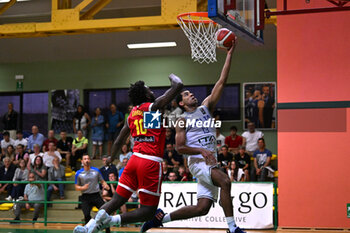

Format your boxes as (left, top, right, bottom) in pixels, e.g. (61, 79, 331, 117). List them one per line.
(141, 39, 245, 233)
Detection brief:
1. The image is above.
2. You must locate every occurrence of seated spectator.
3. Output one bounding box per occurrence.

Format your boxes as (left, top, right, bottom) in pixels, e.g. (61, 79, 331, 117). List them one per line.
(47, 157, 66, 201)
(71, 130, 88, 170)
(0, 157, 16, 195)
(162, 161, 171, 181)
(177, 165, 189, 181)
(164, 128, 175, 147)
(225, 126, 243, 154)
(216, 128, 226, 151)
(218, 145, 234, 170)
(168, 171, 178, 182)
(43, 142, 62, 168)
(30, 156, 47, 181)
(7, 159, 28, 201)
(251, 138, 272, 182)
(12, 172, 44, 224)
(4, 145, 15, 162)
(118, 158, 128, 179)
(42, 130, 58, 152)
(13, 144, 29, 166)
(91, 107, 104, 159)
(117, 144, 132, 170)
(227, 161, 245, 182)
(163, 144, 182, 168)
(56, 131, 73, 170)
(27, 125, 45, 153)
(235, 146, 251, 181)
(100, 155, 118, 181)
(14, 131, 28, 151)
(27, 144, 43, 169)
(242, 122, 264, 155)
(1, 132, 15, 156)
(102, 173, 117, 202)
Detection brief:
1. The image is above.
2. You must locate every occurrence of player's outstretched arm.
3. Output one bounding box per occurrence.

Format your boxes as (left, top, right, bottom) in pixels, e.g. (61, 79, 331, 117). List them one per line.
(202, 39, 237, 113)
(110, 123, 130, 163)
(175, 118, 216, 165)
(151, 73, 183, 111)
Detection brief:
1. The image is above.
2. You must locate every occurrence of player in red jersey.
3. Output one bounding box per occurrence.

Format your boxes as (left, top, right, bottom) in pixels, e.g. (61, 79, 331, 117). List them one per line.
(73, 74, 183, 233)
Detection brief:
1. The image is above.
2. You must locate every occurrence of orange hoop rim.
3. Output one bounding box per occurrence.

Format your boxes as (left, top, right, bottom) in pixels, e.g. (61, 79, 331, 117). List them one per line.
(177, 12, 216, 24)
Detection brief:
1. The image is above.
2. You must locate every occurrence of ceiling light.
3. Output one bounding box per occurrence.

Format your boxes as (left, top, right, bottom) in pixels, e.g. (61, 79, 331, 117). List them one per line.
(127, 42, 177, 49)
(0, 0, 30, 3)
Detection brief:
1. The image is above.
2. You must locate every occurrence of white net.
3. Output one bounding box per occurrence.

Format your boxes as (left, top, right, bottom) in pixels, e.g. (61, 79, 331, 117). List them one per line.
(177, 14, 221, 64)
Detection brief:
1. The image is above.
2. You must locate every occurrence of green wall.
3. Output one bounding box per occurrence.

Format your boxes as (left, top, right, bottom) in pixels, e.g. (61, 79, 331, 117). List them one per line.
(0, 49, 277, 153)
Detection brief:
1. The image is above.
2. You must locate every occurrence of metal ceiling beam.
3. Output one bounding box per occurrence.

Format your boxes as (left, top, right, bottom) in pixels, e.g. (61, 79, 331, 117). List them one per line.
(0, 0, 16, 16)
(0, 0, 197, 38)
(80, 0, 112, 20)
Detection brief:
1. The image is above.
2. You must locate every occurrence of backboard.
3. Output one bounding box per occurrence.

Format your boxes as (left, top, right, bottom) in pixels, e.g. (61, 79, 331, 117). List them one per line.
(208, 0, 265, 45)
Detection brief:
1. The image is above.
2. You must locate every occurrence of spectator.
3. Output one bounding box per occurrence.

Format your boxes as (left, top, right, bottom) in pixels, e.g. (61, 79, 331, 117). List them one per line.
(42, 130, 58, 152)
(91, 107, 104, 159)
(30, 156, 47, 181)
(1, 131, 15, 156)
(12, 172, 44, 224)
(4, 145, 15, 161)
(2, 103, 18, 140)
(118, 158, 128, 179)
(124, 105, 133, 123)
(117, 144, 132, 170)
(102, 172, 117, 202)
(234, 146, 251, 181)
(162, 161, 171, 181)
(43, 142, 62, 168)
(73, 105, 91, 137)
(56, 131, 73, 170)
(225, 126, 243, 154)
(71, 130, 88, 171)
(27, 144, 43, 169)
(163, 143, 182, 168)
(27, 125, 45, 153)
(14, 131, 27, 151)
(216, 128, 226, 150)
(227, 161, 245, 182)
(242, 122, 264, 155)
(168, 171, 178, 182)
(47, 157, 66, 201)
(13, 144, 29, 166)
(177, 165, 189, 181)
(99, 155, 118, 182)
(218, 145, 233, 170)
(251, 138, 272, 182)
(74, 154, 110, 232)
(164, 128, 175, 147)
(0, 157, 16, 196)
(7, 159, 28, 201)
(106, 103, 124, 155)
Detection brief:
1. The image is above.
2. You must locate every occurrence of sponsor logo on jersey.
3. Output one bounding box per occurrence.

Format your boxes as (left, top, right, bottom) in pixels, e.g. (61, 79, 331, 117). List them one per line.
(134, 136, 155, 142)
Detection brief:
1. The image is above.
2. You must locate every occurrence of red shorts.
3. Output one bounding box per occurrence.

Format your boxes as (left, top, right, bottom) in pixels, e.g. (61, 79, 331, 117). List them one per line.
(116, 153, 163, 206)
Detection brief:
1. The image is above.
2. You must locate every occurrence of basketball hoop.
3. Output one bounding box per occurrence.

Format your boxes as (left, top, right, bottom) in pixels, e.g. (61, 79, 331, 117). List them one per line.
(177, 12, 221, 64)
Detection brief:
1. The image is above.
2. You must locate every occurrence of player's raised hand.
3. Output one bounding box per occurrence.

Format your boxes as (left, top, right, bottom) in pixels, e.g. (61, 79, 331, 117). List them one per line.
(228, 37, 237, 54)
(200, 148, 217, 165)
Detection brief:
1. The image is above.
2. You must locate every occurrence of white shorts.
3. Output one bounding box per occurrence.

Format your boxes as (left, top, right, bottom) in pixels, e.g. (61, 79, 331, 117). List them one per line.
(92, 141, 103, 145)
(189, 160, 218, 202)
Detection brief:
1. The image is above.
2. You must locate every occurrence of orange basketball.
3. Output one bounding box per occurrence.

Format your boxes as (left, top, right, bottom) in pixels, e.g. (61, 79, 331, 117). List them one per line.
(215, 28, 236, 49)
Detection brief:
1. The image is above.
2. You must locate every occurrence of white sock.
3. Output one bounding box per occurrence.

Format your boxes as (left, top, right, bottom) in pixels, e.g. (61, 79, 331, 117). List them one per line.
(85, 219, 95, 228)
(110, 215, 121, 225)
(226, 216, 237, 232)
(162, 213, 171, 223)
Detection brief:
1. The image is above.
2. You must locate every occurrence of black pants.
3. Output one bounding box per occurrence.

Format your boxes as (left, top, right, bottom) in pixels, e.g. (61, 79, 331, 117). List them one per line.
(81, 192, 110, 233)
(71, 149, 87, 169)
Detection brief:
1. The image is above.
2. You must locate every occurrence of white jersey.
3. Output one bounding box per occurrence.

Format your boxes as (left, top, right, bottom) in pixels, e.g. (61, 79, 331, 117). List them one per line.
(181, 105, 217, 166)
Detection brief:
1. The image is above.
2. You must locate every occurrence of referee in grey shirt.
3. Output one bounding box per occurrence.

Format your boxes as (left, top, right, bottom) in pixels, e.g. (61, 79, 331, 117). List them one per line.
(75, 154, 110, 233)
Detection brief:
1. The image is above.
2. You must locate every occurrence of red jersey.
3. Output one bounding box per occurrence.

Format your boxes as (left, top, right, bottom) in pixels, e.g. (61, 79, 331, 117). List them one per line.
(128, 102, 166, 158)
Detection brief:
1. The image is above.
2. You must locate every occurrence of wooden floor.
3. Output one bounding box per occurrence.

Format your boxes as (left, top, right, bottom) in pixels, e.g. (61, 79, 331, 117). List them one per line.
(0, 223, 348, 233)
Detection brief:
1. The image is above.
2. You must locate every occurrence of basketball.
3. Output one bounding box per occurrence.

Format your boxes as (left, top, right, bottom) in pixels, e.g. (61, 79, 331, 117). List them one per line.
(215, 28, 236, 49)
